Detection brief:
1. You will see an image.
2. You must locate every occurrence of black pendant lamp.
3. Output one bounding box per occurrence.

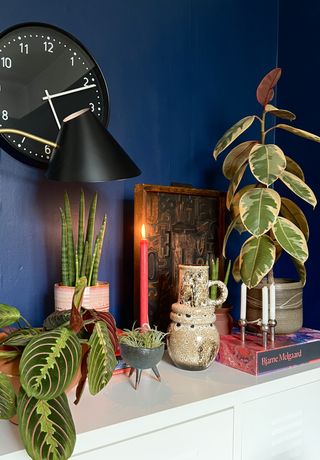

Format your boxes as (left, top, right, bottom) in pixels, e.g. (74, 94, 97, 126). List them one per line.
(46, 108, 141, 182)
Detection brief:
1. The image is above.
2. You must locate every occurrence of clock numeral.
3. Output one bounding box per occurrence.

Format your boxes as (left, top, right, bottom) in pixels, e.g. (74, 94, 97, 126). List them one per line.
(89, 103, 94, 112)
(83, 77, 89, 86)
(44, 41, 54, 53)
(45, 145, 51, 155)
(19, 43, 29, 54)
(1, 57, 12, 69)
(2, 110, 8, 121)
(70, 56, 75, 66)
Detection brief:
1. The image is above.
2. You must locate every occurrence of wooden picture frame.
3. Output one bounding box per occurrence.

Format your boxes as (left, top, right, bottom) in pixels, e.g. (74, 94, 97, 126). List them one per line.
(134, 184, 226, 331)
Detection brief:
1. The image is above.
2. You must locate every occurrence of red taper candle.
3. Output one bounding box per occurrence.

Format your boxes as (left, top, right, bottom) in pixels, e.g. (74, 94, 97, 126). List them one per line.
(140, 224, 149, 327)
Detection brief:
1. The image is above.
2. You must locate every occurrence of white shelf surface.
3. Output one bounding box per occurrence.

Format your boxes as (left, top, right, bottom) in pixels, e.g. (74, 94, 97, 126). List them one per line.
(1, 354, 320, 458)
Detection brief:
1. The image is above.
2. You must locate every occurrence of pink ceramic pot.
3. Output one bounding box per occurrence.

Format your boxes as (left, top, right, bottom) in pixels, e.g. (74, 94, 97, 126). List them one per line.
(54, 281, 109, 312)
(214, 306, 233, 336)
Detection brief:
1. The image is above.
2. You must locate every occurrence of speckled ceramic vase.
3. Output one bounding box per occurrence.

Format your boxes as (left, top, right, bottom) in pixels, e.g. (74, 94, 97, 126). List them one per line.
(167, 265, 228, 371)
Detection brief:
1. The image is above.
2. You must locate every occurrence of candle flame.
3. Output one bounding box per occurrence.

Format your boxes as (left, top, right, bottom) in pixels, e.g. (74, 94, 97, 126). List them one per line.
(141, 224, 146, 239)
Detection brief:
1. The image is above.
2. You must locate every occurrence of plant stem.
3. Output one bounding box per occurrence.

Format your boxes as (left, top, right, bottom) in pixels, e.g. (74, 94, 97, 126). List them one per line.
(261, 110, 266, 144)
(20, 316, 32, 329)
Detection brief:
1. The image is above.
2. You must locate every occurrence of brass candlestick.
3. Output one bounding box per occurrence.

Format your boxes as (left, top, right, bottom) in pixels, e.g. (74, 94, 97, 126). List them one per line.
(268, 319, 277, 344)
(238, 318, 247, 343)
(261, 323, 269, 349)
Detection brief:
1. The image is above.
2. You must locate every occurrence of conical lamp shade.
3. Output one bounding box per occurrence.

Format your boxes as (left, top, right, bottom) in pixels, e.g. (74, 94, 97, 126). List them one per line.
(46, 108, 141, 182)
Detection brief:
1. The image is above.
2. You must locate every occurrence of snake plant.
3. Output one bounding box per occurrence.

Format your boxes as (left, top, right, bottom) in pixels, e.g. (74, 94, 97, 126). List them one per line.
(0, 277, 118, 460)
(60, 190, 107, 287)
(213, 68, 319, 288)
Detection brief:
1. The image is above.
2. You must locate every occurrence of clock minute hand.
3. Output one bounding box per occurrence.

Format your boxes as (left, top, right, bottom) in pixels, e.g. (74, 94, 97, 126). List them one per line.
(45, 90, 61, 130)
(42, 84, 97, 101)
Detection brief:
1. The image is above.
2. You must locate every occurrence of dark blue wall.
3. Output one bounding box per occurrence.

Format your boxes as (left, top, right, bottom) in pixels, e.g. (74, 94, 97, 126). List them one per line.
(0, 0, 279, 327)
(277, 1, 320, 328)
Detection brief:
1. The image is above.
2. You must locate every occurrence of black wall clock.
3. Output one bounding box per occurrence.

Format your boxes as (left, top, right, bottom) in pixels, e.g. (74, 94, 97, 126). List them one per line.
(0, 22, 109, 167)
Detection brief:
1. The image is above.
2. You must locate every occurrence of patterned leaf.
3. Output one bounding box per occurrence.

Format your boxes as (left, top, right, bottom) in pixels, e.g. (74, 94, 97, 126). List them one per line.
(273, 217, 308, 263)
(285, 156, 305, 181)
(230, 185, 257, 233)
(213, 116, 255, 159)
(249, 144, 286, 185)
(232, 256, 241, 282)
(0, 349, 21, 361)
(276, 124, 320, 142)
(17, 389, 76, 460)
(0, 372, 16, 419)
(280, 198, 309, 241)
(291, 257, 306, 287)
(240, 235, 276, 288)
(280, 171, 317, 207)
(256, 68, 282, 106)
(0, 328, 41, 347)
(87, 321, 117, 396)
(0, 303, 20, 328)
(19, 328, 81, 400)
(43, 311, 71, 331)
(222, 216, 240, 257)
(222, 141, 257, 179)
(226, 163, 247, 210)
(265, 104, 296, 121)
(239, 188, 281, 237)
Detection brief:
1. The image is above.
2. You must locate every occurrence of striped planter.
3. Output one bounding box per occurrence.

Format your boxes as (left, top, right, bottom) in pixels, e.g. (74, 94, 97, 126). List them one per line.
(54, 281, 109, 312)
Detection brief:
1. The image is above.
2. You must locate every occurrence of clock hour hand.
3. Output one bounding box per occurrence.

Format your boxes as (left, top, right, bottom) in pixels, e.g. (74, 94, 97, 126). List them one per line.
(42, 84, 96, 101)
(44, 90, 61, 129)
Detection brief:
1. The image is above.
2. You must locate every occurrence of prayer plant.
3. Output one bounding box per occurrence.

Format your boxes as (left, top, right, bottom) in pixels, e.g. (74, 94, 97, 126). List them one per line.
(213, 68, 318, 288)
(0, 277, 117, 460)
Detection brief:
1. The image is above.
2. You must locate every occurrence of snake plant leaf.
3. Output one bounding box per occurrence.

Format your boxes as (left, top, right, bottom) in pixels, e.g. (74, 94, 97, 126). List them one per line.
(280, 171, 317, 208)
(280, 197, 309, 241)
(222, 141, 257, 179)
(222, 216, 241, 257)
(240, 235, 276, 288)
(64, 192, 76, 286)
(249, 144, 286, 186)
(239, 188, 281, 237)
(226, 163, 247, 210)
(0, 328, 41, 347)
(87, 321, 117, 396)
(17, 388, 76, 460)
(0, 304, 21, 328)
(0, 372, 16, 419)
(285, 155, 305, 181)
(256, 68, 282, 106)
(276, 124, 320, 143)
(272, 217, 308, 263)
(19, 328, 81, 400)
(232, 256, 241, 282)
(213, 116, 255, 159)
(291, 257, 307, 287)
(265, 104, 296, 121)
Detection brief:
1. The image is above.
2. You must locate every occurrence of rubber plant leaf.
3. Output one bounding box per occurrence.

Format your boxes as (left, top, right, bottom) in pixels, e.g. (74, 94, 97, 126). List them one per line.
(0, 328, 41, 347)
(285, 156, 305, 181)
(291, 257, 306, 287)
(0, 304, 20, 328)
(222, 140, 257, 179)
(213, 116, 255, 159)
(272, 217, 308, 263)
(17, 388, 76, 460)
(276, 124, 320, 143)
(239, 188, 281, 237)
(0, 372, 16, 419)
(226, 162, 247, 210)
(240, 235, 276, 288)
(232, 256, 241, 283)
(230, 184, 257, 234)
(19, 327, 81, 400)
(280, 197, 309, 241)
(265, 104, 296, 121)
(249, 144, 286, 186)
(256, 68, 282, 106)
(87, 320, 117, 396)
(280, 171, 317, 208)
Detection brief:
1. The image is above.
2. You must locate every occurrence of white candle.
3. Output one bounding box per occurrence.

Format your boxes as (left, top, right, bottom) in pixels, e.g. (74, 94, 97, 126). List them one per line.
(262, 286, 269, 325)
(269, 283, 276, 320)
(240, 283, 247, 320)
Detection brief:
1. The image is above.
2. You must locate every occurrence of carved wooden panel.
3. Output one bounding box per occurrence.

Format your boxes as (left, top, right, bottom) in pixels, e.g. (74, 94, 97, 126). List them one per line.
(134, 184, 225, 331)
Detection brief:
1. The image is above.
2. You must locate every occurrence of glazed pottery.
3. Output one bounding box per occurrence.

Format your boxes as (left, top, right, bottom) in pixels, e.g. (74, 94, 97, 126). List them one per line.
(167, 264, 228, 370)
(247, 279, 303, 334)
(54, 281, 109, 312)
(215, 306, 233, 336)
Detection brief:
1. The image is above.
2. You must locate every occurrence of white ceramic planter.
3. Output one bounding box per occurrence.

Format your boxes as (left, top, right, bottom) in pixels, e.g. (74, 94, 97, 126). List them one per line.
(54, 281, 110, 312)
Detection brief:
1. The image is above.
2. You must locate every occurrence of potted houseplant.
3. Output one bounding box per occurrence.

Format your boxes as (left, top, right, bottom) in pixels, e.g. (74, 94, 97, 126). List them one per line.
(210, 258, 233, 335)
(213, 67, 319, 333)
(55, 190, 109, 312)
(0, 277, 117, 460)
(119, 326, 166, 389)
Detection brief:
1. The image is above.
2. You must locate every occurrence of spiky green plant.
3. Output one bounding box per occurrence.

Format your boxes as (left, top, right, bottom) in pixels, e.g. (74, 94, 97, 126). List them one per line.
(60, 191, 107, 287)
(119, 326, 167, 349)
(209, 258, 231, 306)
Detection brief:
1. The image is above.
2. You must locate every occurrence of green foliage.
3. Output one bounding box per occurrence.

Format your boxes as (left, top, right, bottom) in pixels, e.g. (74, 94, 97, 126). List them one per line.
(119, 326, 167, 349)
(0, 303, 21, 327)
(213, 67, 319, 287)
(209, 258, 231, 305)
(0, 373, 16, 419)
(60, 191, 107, 287)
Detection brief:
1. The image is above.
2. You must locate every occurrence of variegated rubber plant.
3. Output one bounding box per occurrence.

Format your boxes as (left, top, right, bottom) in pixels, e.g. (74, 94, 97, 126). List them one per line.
(213, 68, 318, 289)
(60, 190, 106, 287)
(0, 277, 118, 460)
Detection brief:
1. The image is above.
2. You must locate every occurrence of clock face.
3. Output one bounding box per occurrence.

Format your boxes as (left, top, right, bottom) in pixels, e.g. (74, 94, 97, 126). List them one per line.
(0, 23, 109, 167)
